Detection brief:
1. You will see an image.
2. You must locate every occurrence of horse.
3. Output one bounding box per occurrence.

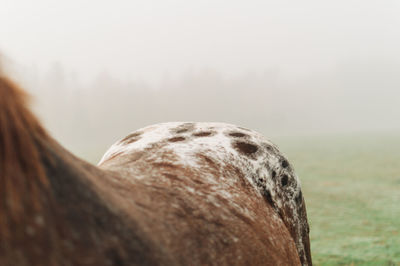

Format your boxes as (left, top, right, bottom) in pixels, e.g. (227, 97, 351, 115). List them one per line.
(0, 72, 312, 266)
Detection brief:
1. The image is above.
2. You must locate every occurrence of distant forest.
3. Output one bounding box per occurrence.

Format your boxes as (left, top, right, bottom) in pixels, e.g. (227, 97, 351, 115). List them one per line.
(7, 59, 400, 161)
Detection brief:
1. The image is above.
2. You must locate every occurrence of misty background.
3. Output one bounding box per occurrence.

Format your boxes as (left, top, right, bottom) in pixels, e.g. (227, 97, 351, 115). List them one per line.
(1, 0, 400, 162)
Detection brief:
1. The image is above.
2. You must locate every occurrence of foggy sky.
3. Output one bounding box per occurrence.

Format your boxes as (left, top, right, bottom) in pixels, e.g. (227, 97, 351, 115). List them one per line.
(2, 0, 400, 82)
(1, 1, 400, 161)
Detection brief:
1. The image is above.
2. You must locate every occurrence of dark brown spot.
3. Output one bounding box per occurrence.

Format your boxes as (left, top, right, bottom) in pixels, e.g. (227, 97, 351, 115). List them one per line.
(171, 123, 196, 134)
(281, 174, 289, 187)
(126, 138, 139, 144)
(271, 170, 277, 179)
(229, 132, 248, 138)
(120, 132, 142, 143)
(163, 173, 181, 181)
(193, 131, 212, 137)
(168, 136, 186, 142)
(233, 141, 259, 157)
(176, 129, 189, 133)
(281, 160, 289, 168)
(263, 190, 275, 208)
(192, 179, 204, 185)
(296, 191, 303, 204)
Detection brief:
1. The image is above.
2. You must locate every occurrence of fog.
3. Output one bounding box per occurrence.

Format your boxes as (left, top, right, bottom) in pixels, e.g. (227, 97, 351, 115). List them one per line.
(1, 0, 400, 161)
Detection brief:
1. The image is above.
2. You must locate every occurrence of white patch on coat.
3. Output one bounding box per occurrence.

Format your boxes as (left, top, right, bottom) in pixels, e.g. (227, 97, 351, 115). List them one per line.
(98, 122, 308, 265)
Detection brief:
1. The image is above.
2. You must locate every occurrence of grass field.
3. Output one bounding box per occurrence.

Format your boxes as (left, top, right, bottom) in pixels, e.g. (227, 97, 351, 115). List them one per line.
(82, 132, 400, 265)
(275, 133, 400, 265)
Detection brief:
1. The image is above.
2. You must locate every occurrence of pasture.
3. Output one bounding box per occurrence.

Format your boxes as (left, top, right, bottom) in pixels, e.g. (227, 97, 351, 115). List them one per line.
(83, 132, 400, 265)
(276, 133, 400, 265)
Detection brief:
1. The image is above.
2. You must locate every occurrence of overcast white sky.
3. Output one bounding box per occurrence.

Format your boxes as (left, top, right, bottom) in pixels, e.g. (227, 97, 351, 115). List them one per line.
(2, 0, 400, 157)
(2, 0, 400, 82)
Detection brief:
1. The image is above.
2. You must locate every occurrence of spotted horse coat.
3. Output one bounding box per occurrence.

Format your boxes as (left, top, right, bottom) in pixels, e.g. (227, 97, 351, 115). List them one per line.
(99, 122, 312, 266)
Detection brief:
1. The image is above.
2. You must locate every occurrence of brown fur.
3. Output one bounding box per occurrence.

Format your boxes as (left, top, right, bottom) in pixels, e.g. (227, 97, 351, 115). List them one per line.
(0, 72, 311, 265)
(0, 76, 49, 240)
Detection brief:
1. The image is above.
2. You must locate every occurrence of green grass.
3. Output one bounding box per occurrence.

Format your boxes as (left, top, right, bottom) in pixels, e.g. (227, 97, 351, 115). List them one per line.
(275, 133, 400, 266)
